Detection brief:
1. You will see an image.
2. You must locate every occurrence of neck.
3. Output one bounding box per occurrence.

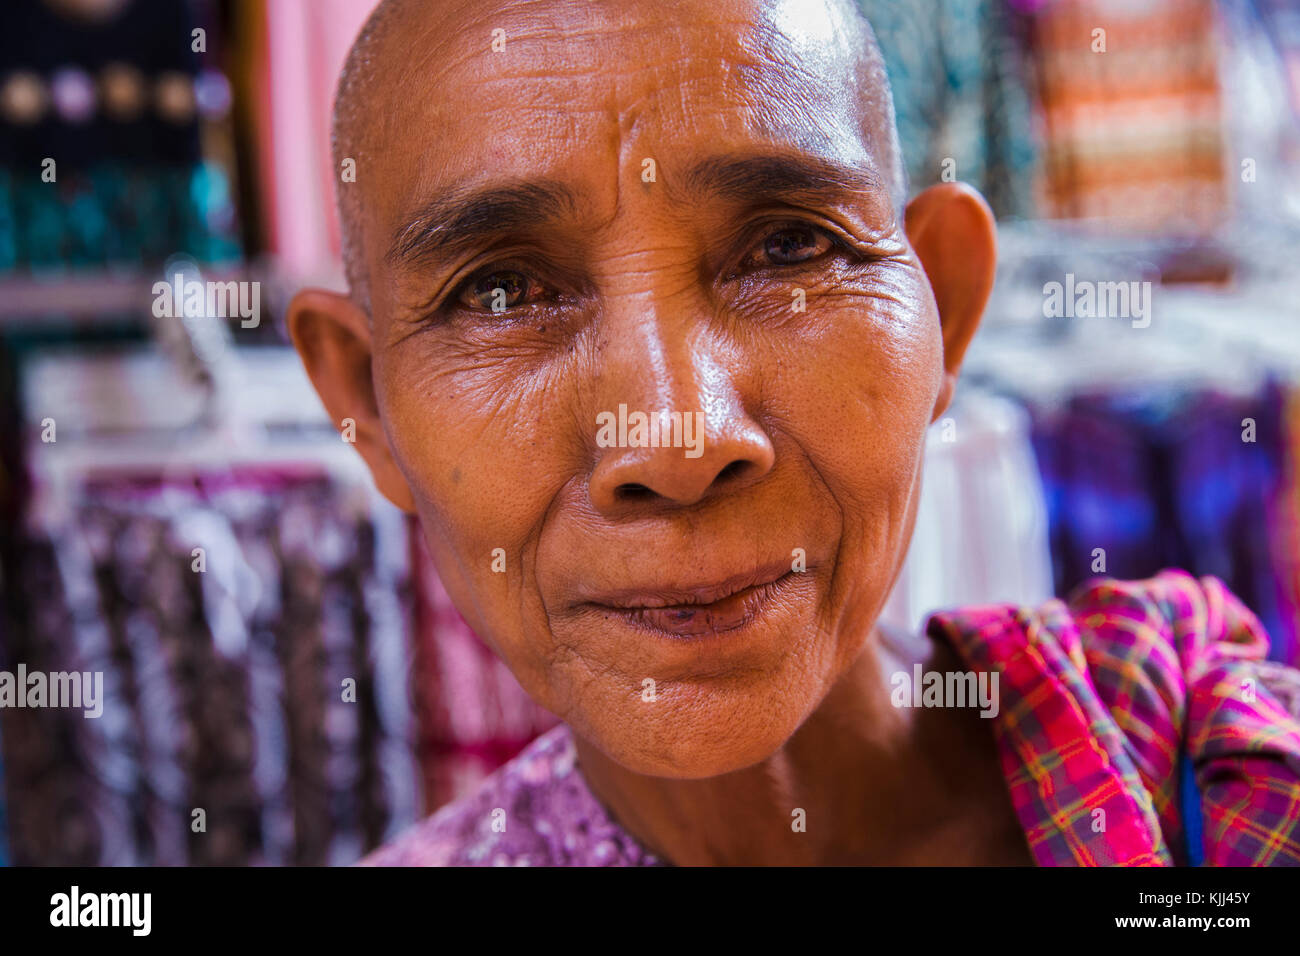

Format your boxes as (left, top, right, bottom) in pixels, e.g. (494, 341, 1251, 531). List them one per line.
(572, 625, 998, 865)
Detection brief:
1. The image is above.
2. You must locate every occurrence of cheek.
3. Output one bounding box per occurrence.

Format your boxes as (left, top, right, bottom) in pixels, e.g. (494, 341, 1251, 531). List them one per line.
(371, 339, 575, 676)
(763, 283, 941, 678)
(760, 273, 942, 525)
(376, 335, 571, 528)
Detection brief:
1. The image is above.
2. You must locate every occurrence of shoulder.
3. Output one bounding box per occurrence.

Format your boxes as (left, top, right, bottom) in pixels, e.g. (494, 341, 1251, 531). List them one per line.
(1064, 569, 1300, 727)
(1066, 568, 1270, 672)
(941, 568, 1300, 752)
(358, 724, 660, 867)
(933, 568, 1292, 724)
(1067, 571, 1300, 864)
(931, 570, 1300, 864)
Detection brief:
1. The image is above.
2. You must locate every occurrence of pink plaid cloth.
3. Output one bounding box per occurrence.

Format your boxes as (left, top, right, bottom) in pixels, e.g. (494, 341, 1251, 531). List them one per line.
(929, 569, 1300, 865)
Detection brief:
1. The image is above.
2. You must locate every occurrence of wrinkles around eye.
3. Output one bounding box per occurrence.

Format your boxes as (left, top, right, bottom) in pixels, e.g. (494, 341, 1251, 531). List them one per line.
(428, 219, 886, 322)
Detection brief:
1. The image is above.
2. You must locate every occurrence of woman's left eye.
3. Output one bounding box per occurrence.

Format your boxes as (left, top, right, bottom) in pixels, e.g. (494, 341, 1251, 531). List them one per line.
(745, 225, 834, 269)
(457, 267, 547, 313)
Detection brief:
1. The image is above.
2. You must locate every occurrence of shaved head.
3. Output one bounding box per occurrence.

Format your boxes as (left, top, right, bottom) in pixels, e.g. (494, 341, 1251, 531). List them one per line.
(331, 0, 905, 315)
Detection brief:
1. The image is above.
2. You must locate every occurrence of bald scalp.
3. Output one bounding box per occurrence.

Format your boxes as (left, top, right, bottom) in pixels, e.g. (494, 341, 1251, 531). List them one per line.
(331, 0, 906, 317)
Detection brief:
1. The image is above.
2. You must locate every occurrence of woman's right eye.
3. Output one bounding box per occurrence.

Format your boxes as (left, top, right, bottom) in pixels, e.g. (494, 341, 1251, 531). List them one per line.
(456, 268, 544, 313)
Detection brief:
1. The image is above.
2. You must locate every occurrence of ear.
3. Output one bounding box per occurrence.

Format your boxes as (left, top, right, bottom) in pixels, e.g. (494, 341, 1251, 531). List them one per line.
(904, 182, 997, 422)
(286, 289, 416, 512)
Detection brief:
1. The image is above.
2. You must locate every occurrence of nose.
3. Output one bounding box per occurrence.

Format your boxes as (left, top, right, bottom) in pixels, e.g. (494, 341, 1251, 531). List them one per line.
(585, 254, 776, 515)
(589, 407, 775, 512)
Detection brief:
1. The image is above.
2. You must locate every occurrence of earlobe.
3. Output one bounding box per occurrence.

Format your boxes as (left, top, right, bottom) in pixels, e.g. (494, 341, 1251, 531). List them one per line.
(286, 289, 417, 513)
(903, 182, 997, 421)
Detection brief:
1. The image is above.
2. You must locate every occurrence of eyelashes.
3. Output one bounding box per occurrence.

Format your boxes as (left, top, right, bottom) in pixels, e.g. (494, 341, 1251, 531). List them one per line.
(446, 221, 858, 318)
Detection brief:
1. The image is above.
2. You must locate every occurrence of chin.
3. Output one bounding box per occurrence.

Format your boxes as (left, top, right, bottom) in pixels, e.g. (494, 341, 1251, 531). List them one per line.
(574, 674, 818, 780)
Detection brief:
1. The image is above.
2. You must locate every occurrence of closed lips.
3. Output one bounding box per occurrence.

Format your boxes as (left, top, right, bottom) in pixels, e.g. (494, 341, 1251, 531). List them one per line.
(580, 564, 798, 638)
(581, 563, 793, 609)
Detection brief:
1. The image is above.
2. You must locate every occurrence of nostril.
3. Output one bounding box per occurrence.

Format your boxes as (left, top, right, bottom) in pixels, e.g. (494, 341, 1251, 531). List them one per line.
(611, 461, 754, 504)
(716, 460, 749, 484)
(615, 482, 656, 502)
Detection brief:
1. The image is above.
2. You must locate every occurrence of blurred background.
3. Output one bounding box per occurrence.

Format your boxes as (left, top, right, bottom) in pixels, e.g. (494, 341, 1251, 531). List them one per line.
(0, 0, 1297, 865)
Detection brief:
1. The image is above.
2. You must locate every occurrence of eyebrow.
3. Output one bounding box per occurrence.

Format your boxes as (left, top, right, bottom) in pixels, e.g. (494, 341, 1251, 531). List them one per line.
(387, 180, 579, 272)
(680, 152, 888, 207)
(385, 152, 888, 272)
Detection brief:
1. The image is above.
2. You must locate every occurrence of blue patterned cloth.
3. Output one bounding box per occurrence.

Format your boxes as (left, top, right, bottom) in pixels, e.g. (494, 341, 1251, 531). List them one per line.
(1025, 380, 1295, 666)
(855, 0, 1039, 218)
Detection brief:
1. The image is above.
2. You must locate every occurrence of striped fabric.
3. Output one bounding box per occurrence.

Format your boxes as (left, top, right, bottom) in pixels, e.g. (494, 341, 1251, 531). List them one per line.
(928, 569, 1300, 866)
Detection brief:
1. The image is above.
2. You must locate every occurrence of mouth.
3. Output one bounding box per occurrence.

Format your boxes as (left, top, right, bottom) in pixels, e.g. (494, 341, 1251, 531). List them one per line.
(579, 564, 799, 639)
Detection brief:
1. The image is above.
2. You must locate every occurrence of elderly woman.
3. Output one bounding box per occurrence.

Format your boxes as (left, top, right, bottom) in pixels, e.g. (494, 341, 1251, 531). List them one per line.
(288, 0, 1300, 866)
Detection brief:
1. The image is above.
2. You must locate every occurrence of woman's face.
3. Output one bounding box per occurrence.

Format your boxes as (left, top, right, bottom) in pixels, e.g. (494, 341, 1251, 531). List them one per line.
(296, 0, 990, 779)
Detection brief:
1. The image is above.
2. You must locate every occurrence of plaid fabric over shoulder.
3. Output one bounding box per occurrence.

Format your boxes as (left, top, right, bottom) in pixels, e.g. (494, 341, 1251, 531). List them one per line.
(927, 569, 1300, 866)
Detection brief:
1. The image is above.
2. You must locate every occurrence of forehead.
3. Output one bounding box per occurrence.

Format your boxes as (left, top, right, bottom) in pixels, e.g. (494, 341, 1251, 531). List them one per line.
(365, 0, 889, 230)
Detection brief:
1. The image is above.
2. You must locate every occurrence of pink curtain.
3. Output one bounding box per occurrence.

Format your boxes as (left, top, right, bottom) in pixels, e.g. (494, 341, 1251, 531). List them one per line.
(256, 0, 377, 283)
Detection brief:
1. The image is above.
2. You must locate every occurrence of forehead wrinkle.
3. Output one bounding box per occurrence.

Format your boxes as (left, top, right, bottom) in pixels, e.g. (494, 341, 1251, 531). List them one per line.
(381, 1, 633, 104)
(368, 0, 875, 154)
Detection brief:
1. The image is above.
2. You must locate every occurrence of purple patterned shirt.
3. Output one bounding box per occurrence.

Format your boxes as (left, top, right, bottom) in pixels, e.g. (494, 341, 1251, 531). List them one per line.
(361, 722, 661, 866)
